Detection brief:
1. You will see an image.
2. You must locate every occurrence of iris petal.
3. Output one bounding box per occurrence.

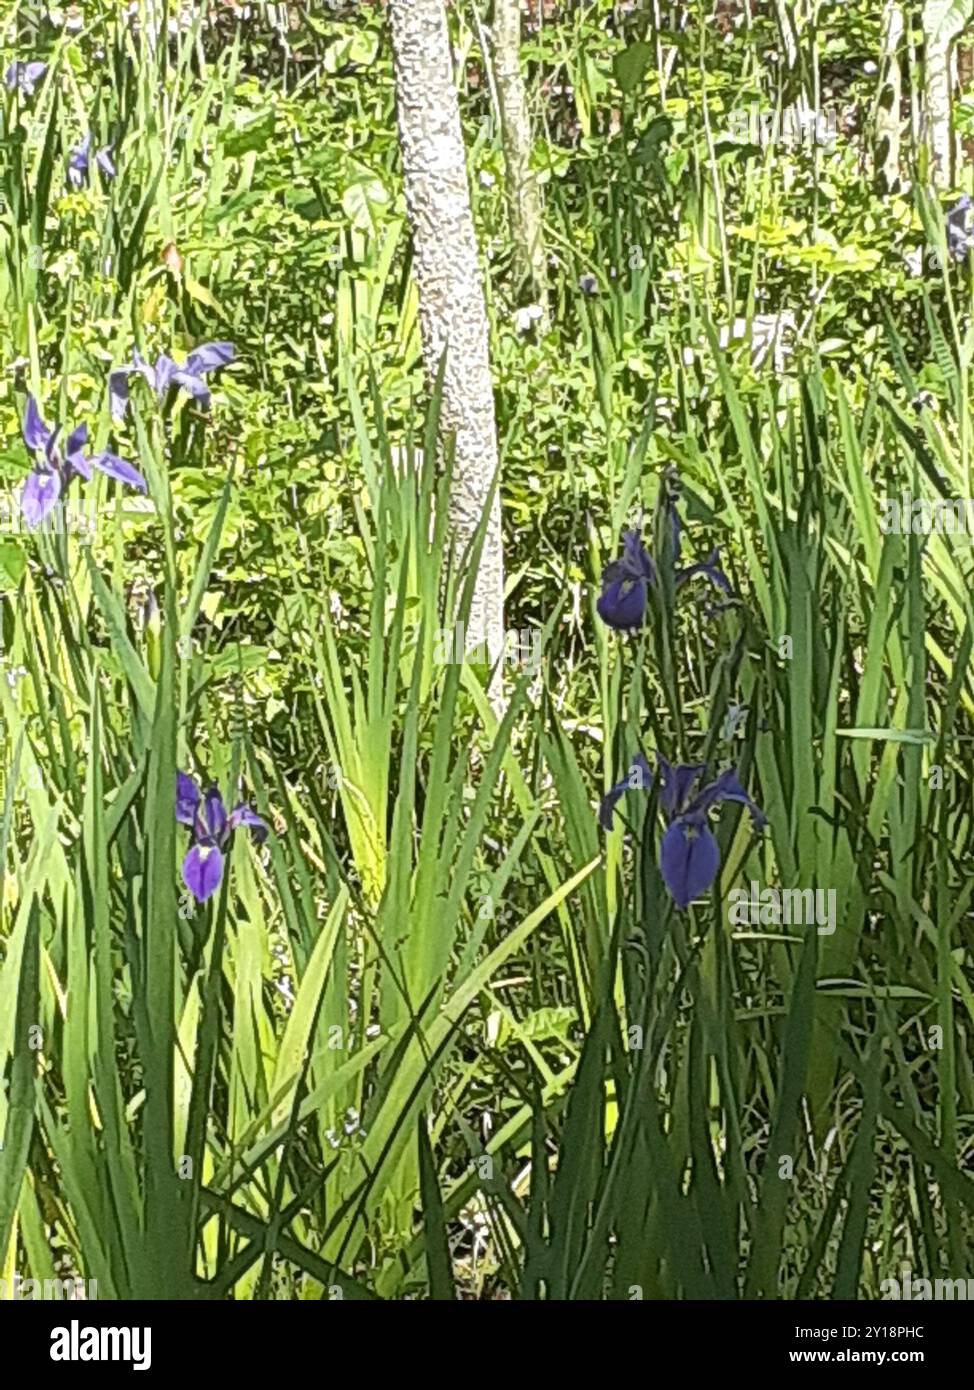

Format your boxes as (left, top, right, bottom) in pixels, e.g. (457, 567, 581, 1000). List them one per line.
(185, 341, 235, 376)
(23, 394, 51, 452)
(153, 355, 178, 395)
(597, 575, 647, 630)
(693, 768, 767, 828)
(6, 61, 47, 95)
(64, 422, 88, 457)
(229, 803, 269, 844)
(95, 144, 116, 178)
(597, 529, 655, 630)
(21, 470, 61, 528)
(658, 757, 707, 819)
(109, 370, 132, 421)
(676, 547, 733, 595)
(203, 787, 228, 843)
(90, 452, 147, 492)
(64, 423, 90, 479)
(176, 772, 201, 827)
(68, 134, 91, 188)
(598, 751, 653, 830)
(169, 369, 210, 405)
(660, 817, 721, 909)
(182, 844, 224, 903)
(620, 529, 655, 581)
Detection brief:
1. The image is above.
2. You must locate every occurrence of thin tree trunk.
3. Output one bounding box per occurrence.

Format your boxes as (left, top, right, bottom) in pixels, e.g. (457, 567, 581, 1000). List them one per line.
(876, 3, 904, 192)
(925, 40, 952, 184)
(387, 0, 505, 684)
(493, 0, 549, 325)
(923, 1, 956, 186)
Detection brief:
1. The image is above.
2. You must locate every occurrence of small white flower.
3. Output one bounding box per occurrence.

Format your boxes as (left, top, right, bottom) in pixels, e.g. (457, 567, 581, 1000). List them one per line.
(514, 303, 543, 333)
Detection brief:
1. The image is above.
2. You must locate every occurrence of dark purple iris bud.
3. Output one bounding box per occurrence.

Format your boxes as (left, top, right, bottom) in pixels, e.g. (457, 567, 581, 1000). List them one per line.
(110, 342, 235, 420)
(5, 61, 47, 96)
(947, 196, 973, 262)
(664, 490, 682, 563)
(68, 133, 116, 189)
(19, 393, 146, 528)
(176, 771, 269, 903)
(597, 529, 656, 630)
(599, 750, 765, 909)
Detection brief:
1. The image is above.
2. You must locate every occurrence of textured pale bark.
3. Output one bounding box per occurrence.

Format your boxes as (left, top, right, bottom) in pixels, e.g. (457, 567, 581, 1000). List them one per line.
(387, 0, 505, 680)
(876, 3, 904, 191)
(925, 37, 953, 184)
(493, 0, 549, 324)
(922, 0, 963, 186)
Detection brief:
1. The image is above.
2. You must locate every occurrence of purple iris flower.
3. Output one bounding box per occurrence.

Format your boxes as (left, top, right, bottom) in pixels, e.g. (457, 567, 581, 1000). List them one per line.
(176, 771, 268, 903)
(597, 523, 732, 631)
(5, 61, 47, 96)
(110, 342, 235, 421)
(947, 196, 973, 262)
(600, 751, 765, 910)
(67, 133, 116, 189)
(597, 529, 657, 629)
(20, 393, 146, 528)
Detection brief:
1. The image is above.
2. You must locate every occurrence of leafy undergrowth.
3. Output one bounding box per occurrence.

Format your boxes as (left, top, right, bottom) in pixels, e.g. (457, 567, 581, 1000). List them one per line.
(0, 2, 972, 1300)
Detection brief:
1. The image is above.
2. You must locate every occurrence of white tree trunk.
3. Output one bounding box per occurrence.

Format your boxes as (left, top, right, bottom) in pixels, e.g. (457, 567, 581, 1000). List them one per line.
(493, 0, 549, 324)
(387, 0, 505, 678)
(922, 0, 963, 186)
(877, 3, 904, 192)
(925, 38, 953, 185)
